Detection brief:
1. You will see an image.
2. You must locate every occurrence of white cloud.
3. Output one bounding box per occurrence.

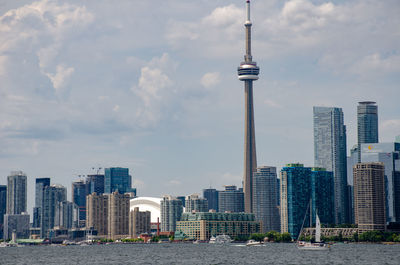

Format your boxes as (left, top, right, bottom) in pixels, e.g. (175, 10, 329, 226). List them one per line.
(45, 64, 75, 92)
(131, 53, 176, 126)
(201, 72, 221, 88)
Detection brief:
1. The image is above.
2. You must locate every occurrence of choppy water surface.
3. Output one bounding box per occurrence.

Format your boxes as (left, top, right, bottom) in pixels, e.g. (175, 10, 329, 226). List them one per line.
(1, 243, 399, 265)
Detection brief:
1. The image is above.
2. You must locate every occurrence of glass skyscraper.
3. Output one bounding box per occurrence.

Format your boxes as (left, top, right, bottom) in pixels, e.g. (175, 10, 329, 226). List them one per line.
(72, 180, 87, 227)
(218, 185, 244, 213)
(33, 178, 50, 228)
(203, 188, 219, 212)
(280, 164, 312, 239)
(6, 171, 27, 215)
(104, 167, 132, 194)
(160, 195, 183, 232)
(311, 168, 335, 225)
(41, 184, 67, 238)
(185, 194, 208, 213)
(313, 106, 348, 224)
(357, 101, 378, 162)
(86, 174, 105, 195)
(253, 166, 280, 233)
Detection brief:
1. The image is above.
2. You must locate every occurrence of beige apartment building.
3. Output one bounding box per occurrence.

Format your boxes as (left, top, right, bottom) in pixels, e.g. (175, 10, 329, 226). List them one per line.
(86, 191, 130, 240)
(129, 207, 151, 238)
(353, 162, 386, 233)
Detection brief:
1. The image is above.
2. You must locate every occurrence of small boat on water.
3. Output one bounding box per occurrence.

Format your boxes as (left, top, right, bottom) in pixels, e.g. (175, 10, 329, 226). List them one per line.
(246, 239, 263, 246)
(297, 207, 330, 251)
(209, 234, 232, 244)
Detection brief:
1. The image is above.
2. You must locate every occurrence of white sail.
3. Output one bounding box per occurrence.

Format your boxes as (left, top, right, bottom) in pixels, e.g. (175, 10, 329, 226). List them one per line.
(315, 214, 321, 242)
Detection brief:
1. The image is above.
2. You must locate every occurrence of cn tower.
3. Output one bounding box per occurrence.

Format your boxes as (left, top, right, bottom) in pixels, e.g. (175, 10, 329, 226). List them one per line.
(237, 0, 259, 213)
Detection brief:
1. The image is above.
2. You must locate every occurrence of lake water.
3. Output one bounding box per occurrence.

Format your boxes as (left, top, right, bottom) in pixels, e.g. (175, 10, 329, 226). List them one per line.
(1, 243, 399, 265)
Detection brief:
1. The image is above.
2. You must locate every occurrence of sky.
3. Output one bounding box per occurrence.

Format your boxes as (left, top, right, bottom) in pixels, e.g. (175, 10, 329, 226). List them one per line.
(0, 0, 399, 217)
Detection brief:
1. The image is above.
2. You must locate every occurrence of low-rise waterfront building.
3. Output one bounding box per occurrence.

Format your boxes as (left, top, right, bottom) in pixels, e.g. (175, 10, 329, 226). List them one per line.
(176, 212, 261, 241)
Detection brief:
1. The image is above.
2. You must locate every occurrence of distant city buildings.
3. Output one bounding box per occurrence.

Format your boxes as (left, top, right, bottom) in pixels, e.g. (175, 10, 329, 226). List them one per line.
(6, 171, 27, 215)
(176, 212, 261, 241)
(252, 166, 280, 233)
(354, 162, 386, 232)
(185, 194, 208, 213)
(160, 195, 183, 232)
(203, 188, 219, 212)
(218, 185, 244, 213)
(313, 106, 348, 224)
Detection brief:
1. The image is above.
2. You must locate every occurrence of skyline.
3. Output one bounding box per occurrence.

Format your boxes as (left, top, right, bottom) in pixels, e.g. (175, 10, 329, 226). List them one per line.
(0, 0, 399, 217)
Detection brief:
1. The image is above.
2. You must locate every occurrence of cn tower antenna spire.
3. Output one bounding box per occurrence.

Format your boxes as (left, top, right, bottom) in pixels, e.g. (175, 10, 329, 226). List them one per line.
(237, 0, 259, 213)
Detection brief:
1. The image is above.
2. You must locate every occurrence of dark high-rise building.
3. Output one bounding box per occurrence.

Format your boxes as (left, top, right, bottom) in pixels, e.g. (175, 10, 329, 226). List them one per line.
(218, 185, 244, 213)
(72, 180, 87, 227)
(253, 166, 280, 233)
(176, 196, 186, 208)
(6, 171, 27, 215)
(0, 185, 6, 239)
(313, 106, 348, 224)
(357, 101, 378, 162)
(86, 174, 105, 195)
(104, 167, 132, 194)
(311, 168, 335, 225)
(237, 0, 260, 213)
(354, 162, 386, 232)
(33, 178, 50, 228)
(203, 188, 219, 212)
(41, 184, 67, 238)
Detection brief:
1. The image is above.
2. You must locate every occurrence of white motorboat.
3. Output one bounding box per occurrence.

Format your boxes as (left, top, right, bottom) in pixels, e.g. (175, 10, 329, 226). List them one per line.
(246, 239, 263, 246)
(209, 234, 232, 244)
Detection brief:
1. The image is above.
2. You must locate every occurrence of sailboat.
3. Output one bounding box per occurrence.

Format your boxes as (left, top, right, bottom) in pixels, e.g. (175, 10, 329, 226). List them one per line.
(297, 213, 330, 250)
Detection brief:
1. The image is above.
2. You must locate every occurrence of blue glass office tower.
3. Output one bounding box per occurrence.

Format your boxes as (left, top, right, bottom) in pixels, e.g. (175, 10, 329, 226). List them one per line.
(280, 164, 312, 239)
(311, 168, 335, 225)
(104, 167, 132, 194)
(313, 106, 348, 224)
(203, 188, 219, 212)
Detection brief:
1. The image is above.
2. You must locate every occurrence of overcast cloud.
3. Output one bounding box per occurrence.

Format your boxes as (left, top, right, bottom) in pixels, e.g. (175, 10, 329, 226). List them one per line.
(0, 0, 399, 215)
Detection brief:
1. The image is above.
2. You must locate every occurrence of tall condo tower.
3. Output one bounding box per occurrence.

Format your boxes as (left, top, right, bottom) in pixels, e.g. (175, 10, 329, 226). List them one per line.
(357, 101, 378, 162)
(237, 0, 260, 213)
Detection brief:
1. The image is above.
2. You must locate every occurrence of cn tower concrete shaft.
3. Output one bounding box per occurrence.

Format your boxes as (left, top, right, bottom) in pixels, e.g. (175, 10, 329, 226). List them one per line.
(237, 0, 259, 213)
